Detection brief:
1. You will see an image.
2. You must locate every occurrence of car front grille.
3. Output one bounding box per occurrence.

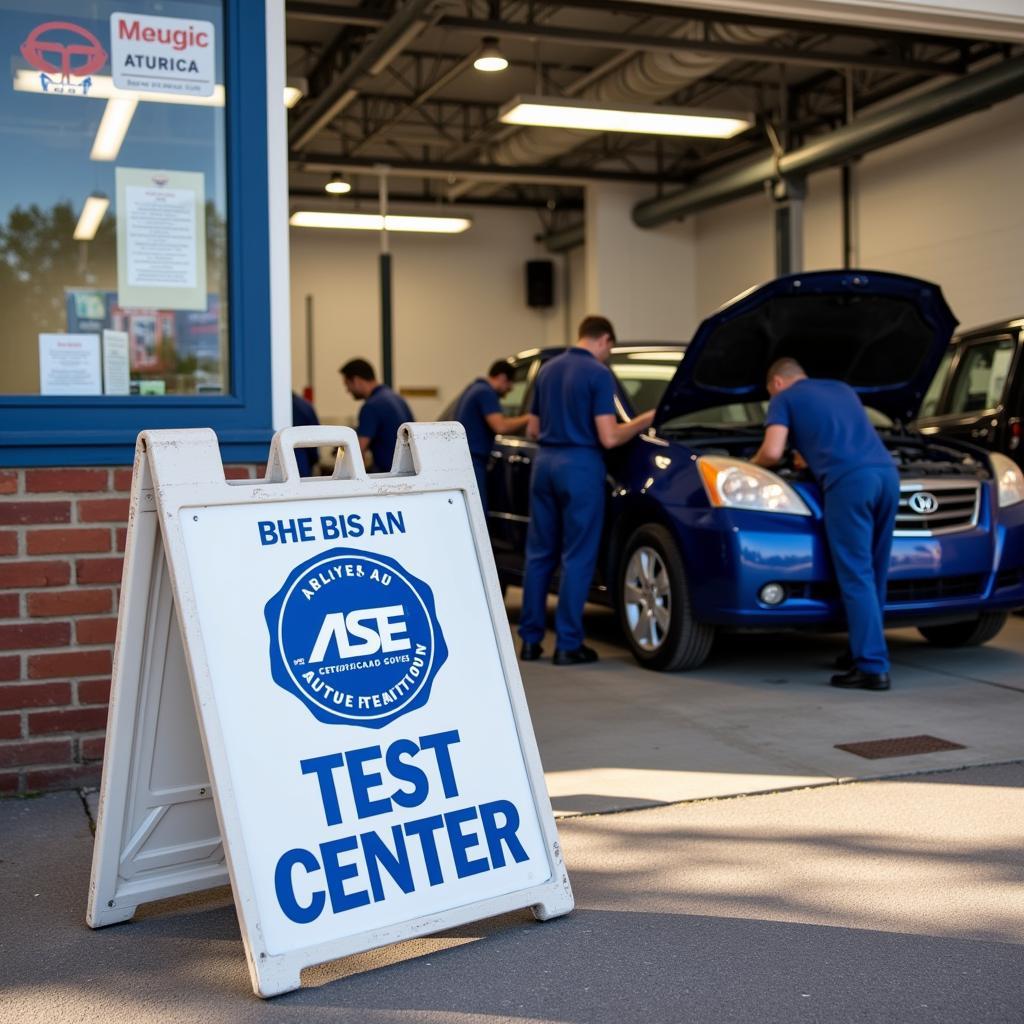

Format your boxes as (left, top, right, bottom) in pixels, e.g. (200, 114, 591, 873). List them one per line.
(795, 574, 985, 604)
(894, 479, 980, 536)
(886, 574, 985, 602)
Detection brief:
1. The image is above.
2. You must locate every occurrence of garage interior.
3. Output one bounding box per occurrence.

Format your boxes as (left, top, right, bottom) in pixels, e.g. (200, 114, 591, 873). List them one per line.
(282, 0, 1024, 430)
(275, 0, 1024, 811)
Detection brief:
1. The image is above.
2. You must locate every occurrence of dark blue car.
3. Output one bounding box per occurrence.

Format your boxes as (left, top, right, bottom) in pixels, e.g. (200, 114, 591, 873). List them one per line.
(485, 270, 1024, 671)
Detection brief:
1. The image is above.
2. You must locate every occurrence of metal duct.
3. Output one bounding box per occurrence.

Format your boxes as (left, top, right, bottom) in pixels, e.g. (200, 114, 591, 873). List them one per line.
(633, 52, 1024, 227)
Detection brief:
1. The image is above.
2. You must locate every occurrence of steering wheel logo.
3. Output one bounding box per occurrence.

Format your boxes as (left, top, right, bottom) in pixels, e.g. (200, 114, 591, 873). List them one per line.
(20, 21, 108, 82)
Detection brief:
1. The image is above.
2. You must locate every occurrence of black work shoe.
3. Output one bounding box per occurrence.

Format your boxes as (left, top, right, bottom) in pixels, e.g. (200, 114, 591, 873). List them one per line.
(553, 644, 599, 666)
(830, 668, 891, 691)
(520, 641, 543, 662)
(833, 649, 854, 671)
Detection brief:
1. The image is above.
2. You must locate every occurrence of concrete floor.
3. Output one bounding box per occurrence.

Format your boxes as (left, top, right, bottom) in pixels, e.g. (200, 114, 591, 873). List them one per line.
(4, 603, 1024, 1022)
(512, 593, 1024, 814)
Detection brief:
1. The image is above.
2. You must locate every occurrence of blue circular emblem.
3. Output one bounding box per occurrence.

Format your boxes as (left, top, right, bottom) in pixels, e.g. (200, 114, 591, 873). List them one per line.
(264, 547, 447, 728)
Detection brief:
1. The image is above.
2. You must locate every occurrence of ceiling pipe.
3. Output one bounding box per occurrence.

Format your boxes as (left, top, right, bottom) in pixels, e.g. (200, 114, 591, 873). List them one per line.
(295, 154, 686, 187)
(289, 0, 435, 151)
(633, 52, 1024, 228)
(544, 222, 586, 252)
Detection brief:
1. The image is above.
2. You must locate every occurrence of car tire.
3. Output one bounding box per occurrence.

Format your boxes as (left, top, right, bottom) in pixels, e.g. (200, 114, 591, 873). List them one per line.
(617, 524, 714, 671)
(917, 611, 1008, 647)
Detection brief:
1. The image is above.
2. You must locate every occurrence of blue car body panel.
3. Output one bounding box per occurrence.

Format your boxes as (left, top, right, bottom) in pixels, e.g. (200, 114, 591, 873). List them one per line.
(488, 270, 1024, 633)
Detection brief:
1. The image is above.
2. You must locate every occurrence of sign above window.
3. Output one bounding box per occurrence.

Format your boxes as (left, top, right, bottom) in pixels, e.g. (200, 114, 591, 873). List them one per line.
(110, 11, 215, 98)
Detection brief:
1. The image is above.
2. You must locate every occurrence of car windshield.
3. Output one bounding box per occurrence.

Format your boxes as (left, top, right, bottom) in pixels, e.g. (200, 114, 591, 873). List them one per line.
(608, 349, 684, 413)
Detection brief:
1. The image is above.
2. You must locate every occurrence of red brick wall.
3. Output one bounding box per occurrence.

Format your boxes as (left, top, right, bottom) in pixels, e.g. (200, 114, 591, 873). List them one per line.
(0, 464, 258, 796)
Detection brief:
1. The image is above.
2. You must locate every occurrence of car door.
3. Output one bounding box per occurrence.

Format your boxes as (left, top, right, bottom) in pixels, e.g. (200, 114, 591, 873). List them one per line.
(488, 355, 538, 568)
(927, 335, 1018, 452)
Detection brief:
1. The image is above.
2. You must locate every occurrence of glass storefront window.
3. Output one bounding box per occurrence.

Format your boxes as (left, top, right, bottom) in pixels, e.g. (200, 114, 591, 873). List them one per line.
(0, 1, 227, 397)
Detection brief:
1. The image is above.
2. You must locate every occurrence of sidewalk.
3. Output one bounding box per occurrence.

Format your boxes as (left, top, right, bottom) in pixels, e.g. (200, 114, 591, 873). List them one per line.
(3, 762, 1024, 1023)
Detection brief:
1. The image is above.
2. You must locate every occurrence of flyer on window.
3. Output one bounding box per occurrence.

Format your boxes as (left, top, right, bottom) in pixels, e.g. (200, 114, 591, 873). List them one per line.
(116, 168, 207, 311)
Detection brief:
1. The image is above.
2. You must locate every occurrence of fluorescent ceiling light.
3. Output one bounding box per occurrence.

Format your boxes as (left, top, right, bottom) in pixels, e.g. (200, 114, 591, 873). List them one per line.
(284, 77, 306, 108)
(90, 96, 137, 161)
(290, 211, 471, 233)
(474, 37, 508, 72)
(73, 195, 109, 241)
(13, 70, 224, 107)
(499, 95, 752, 138)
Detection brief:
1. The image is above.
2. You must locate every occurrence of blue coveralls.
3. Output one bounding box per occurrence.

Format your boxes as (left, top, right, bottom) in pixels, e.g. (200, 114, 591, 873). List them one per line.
(519, 348, 617, 652)
(454, 378, 501, 512)
(290, 392, 320, 477)
(357, 384, 414, 472)
(765, 378, 900, 674)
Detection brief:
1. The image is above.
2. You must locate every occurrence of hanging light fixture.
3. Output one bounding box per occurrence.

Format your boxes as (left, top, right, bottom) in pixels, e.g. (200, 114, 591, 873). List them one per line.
(324, 173, 352, 195)
(290, 211, 472, 234)
(473, 37, 508, 73)
(499, 95, 753, 138)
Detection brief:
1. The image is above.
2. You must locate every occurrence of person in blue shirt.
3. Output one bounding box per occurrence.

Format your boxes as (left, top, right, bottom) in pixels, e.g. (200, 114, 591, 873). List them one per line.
(519, 317, 655, 666)
(291, 391, 320, 477)
(752, 357, 900, 691)
(339, 358, 414, 472)
(454, 360, 530, 513)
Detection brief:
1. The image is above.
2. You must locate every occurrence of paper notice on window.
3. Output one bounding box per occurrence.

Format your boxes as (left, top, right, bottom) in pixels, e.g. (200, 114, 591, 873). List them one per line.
(39, 334, 102, 395)
(102, 330, 131, 395)
(116, 168, 207, 311)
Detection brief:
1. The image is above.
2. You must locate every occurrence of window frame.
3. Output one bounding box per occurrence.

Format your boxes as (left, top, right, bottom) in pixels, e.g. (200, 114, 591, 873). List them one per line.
(0, 0, 273, 466)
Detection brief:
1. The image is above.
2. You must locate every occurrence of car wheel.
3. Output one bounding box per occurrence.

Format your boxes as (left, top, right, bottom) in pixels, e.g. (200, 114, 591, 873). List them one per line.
(917, 611, 1008, 647)
(618, 524, 714, 671)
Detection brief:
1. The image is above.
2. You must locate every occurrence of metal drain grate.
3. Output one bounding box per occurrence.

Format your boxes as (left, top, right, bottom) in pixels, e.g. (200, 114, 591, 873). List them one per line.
(835, 735, 966, 760)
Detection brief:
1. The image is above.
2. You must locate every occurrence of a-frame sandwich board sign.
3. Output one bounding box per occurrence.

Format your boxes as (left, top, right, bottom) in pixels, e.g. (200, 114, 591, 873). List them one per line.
(87, 424, 573, 998)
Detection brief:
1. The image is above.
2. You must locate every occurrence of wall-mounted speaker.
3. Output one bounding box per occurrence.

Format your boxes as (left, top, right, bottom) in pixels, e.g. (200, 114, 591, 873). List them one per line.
(526, 259, 555, 308)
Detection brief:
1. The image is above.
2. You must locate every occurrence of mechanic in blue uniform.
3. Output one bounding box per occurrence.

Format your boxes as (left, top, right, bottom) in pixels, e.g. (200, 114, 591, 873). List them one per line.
(291, 391, 320, 477)
(519, 317, 655, 666)
(752, 357, 900, 691)
(339, 358, 414, 472)
(454, 360, 530, 513)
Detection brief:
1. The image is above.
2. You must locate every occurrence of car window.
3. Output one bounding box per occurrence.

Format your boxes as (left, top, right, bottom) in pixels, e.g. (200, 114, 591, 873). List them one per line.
(501, 359, 534, 416)
(947, 339, 1014, 414)
(919, 348, 954, 418)
(608, 350, 684, 414)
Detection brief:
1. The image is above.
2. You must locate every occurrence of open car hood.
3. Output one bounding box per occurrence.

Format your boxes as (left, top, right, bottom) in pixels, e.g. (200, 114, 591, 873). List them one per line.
(654, 270, 958, 427)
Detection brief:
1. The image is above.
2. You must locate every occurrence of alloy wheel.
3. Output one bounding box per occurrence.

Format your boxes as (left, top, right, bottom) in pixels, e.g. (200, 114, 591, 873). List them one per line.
(623, 545, 672, 651)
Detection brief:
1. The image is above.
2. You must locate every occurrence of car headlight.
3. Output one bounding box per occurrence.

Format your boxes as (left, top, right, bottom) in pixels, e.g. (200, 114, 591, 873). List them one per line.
(991, 452, 1024, 508)
(697, 456, 811, 516)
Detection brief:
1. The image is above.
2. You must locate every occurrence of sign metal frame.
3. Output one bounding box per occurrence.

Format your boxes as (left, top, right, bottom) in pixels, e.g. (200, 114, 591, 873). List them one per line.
(87, 424, 573, 997)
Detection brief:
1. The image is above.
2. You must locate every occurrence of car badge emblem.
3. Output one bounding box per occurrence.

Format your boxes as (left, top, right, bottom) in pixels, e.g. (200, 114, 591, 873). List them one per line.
(909, 491, 938, 515)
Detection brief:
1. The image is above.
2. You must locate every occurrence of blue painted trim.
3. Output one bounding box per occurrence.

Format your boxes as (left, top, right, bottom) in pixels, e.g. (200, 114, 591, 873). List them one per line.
(0, 0, 275, 468)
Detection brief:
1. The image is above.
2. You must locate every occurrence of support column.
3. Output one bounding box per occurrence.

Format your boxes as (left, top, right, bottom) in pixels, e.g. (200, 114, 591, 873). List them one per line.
(378, 168, 394, 387)
(584, 183, 698, 341)
(772, 176, 806, 277)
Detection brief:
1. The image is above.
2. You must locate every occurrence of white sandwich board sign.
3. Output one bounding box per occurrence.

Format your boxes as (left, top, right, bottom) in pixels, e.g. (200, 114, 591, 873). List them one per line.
(87, 424, 573, 997)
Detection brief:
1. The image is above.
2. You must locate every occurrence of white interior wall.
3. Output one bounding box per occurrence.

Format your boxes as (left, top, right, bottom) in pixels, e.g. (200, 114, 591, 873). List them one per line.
(585, 183, 699, 341)
(289, 206, 571, 426)
(856, 93, 1024, 328)
(694, 191, 774, 315)
(692, 93, 1024, 329)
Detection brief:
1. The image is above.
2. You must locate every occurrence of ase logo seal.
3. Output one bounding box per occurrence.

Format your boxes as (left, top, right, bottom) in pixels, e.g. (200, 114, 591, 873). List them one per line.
(264, 548, 447, 728)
